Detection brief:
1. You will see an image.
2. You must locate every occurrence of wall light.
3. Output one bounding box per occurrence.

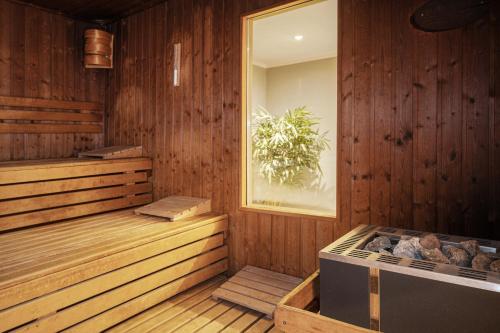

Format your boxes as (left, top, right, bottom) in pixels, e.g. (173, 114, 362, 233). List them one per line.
(173, 43, 181, 87)
(294, 35, 304, 41)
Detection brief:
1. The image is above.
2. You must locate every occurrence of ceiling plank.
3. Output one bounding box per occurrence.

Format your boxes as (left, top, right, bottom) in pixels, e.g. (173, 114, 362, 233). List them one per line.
(13, 0, 167, 22)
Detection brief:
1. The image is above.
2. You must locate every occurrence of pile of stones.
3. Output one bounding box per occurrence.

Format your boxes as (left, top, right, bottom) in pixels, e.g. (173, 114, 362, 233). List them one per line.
(364, 234, 500, 272)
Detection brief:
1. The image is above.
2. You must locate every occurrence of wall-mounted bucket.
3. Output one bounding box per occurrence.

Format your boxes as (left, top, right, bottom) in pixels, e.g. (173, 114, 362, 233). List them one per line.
(84, 29, 113, 69)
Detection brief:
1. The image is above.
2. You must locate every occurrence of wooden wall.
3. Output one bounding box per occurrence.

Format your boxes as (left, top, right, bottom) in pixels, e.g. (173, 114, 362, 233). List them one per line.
(105, 0, 500, 277)
(0, 0, 105, 161)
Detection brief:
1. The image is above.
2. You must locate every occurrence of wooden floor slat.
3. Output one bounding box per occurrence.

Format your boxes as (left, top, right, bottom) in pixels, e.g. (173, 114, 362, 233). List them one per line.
(195, 306, 249, 333)
(149, 298, 219, 333)
(108, 279, 224, 333)
(245, 317, 275, 333)
(220, 310, 262, 333)
(174, 301, 234, 332)
(107, 277, 279, 333)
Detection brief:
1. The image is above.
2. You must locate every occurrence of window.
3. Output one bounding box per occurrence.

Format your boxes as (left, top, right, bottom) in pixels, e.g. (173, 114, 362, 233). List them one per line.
(242, 0, 338, 217)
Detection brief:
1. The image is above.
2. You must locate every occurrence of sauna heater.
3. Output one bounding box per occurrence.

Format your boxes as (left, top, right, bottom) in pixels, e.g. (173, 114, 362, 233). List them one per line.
(319, 225, 500, 333)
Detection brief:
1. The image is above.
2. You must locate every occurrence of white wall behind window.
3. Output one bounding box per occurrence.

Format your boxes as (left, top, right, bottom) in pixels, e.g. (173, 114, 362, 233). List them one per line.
(251, 65, 268, 112)
(250, 58, 337, 213)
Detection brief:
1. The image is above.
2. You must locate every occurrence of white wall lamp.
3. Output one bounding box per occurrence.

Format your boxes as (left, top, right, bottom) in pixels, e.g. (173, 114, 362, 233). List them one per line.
(173, 43, 181, 87)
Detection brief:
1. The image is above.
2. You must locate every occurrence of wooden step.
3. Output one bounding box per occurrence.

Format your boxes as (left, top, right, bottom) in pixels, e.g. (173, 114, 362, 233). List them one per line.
(211, 266, 303, 319)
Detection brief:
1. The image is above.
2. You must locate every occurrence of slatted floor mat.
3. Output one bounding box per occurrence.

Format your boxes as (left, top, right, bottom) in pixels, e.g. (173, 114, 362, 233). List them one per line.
(211, 266, 303, 319)
(106, 276, 279, 333)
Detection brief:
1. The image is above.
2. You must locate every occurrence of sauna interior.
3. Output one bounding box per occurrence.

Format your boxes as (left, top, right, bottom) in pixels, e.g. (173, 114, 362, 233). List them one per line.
(0, 0, 498, 332)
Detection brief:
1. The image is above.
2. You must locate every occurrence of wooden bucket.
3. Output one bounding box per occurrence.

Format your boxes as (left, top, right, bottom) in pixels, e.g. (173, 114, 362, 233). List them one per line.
(84, 55, 112, 68)
(84, 29, 113, 69)
(84, 29, 112, 41)
(84, 42, 112, 56)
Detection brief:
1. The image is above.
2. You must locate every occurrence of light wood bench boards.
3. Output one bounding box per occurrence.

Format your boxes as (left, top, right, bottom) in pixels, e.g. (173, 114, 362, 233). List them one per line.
(0, 158, 229, 333)
(0, 95, 103, 133)
(0, 157, 153, 231)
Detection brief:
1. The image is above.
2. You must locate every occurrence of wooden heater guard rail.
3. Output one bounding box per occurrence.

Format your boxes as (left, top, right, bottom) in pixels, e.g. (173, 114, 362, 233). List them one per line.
(275, 271, 379, 333)
(0, 157, 153, 231)
(0, 157, 229, 333)
(0, 95, 103, 133)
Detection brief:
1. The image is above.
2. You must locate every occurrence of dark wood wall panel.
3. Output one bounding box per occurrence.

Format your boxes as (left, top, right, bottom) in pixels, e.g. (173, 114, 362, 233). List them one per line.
(106, 0, 500, 277)
(0, 0, 105, 161)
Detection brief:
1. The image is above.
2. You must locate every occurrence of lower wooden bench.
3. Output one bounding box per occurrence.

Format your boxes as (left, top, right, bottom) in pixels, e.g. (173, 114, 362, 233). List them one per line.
(274, 271, 378, 333)
(0, 210, 228, 333)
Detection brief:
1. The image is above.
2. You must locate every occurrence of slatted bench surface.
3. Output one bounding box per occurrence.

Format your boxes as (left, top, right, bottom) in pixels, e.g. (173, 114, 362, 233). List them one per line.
(107, 276, 280, 333)
(0, 209, 224, 290)
(0, 95, 103, 134)
(0, 209, 228, 333)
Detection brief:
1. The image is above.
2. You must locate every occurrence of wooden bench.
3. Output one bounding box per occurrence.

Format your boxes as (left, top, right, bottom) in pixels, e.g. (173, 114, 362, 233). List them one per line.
(0, 158, 228, 332)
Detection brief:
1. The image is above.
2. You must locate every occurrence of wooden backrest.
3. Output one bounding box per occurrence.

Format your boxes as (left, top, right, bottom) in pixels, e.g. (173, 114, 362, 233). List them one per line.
(0, 95, 103, 133)
(0, 158, 153, 232)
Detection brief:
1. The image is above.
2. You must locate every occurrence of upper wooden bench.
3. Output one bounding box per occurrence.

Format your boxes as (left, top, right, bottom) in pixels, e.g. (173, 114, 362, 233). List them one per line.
(0, 157, 153, 231)
(0, 157, 228, 333)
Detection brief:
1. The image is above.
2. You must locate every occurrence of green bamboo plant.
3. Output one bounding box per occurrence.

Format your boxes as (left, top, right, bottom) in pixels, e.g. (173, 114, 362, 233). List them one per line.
(252, 106, 329, 187)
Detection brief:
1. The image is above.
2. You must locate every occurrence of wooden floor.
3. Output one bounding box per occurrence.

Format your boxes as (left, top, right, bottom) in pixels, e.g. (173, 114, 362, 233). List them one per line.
(107, 276, 280, 333)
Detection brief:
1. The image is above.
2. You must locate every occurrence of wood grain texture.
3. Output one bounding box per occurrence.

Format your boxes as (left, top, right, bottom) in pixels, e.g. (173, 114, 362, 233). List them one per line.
(0, 0, 105, 161)
(105, 0, 500, 276)
(107, 276, 275, 333)
(211, 265, 302, 318)
(0, 209, 228, 332)
(0, 157, 153, 231)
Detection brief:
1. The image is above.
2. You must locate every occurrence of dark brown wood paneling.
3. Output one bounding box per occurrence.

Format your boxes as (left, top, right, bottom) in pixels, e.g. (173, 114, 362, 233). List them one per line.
(0, 0, 105, 161)
(106, 0, 500, 277)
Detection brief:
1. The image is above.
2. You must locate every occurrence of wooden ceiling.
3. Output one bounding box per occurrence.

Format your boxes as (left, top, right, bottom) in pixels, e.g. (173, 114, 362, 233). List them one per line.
(15, 0, 166, 21)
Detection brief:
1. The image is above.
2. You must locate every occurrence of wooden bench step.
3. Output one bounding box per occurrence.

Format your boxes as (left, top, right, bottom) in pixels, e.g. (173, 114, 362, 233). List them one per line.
(211, 265, 303, 319)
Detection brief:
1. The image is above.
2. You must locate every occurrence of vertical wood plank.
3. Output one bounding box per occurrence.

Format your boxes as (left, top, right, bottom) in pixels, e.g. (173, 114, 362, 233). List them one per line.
(245, 212, 259, 267)
(370, 0, 392, 227)
(270, 215, 285, 273)
(413, 15, 438, 233)
(437, 29, 463, 235)
(257, 214, 272, 270)
(301, 218, 317, 278)
(0, 0, 11, 161)
(390, 0, 415, 230)
(191, 0, 204, 198)
(351, 0, 372, 228)
(181, 0, 194, 196)
(462, 18, 491, 237)
(492, 2, 500, 239)
(284, 217, 301, 277)
(201, 0, 214, 202)
(316, 219, 333, 267)
(338, 0, 354, 238)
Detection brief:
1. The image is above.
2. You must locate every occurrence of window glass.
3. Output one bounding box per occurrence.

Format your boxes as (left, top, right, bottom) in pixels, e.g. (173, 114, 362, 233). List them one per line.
(244, 0, 338, 217)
